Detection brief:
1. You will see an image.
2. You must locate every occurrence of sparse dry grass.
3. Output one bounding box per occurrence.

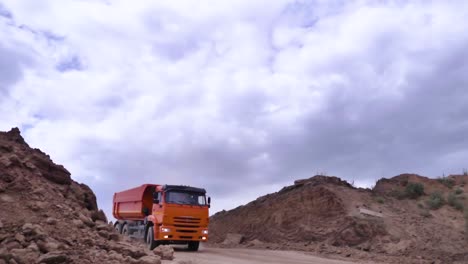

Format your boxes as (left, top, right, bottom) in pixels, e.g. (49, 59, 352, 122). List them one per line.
(405, 182, 425, 199)
(448, 193, 464, 211)
(375, 196, 385, 204)
(437, 176, 455, 189)
(426, 192, 445, 210)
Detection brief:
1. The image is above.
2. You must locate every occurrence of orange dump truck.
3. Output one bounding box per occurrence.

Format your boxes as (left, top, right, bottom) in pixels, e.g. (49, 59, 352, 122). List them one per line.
(113, 184, 210, 251)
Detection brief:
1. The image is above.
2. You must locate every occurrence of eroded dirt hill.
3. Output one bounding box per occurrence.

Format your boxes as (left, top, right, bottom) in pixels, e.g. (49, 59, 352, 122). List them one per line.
(0, 128, 163, 263)
(209, 174, 468, 263)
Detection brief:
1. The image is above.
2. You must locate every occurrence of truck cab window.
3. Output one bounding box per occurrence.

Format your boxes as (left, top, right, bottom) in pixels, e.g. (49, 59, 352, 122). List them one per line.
(152, 192, 162, 203)
(166, 191, 206, 206)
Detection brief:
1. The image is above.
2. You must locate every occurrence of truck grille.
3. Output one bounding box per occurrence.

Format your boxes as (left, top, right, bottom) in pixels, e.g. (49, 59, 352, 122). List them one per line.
(176, 229, 197, 233)
(173, 216, 200, 228)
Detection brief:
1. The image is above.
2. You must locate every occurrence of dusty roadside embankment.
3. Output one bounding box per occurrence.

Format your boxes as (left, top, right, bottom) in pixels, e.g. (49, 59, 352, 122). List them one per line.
(0, 128, 168, 263)
(209, 174, 468, 263)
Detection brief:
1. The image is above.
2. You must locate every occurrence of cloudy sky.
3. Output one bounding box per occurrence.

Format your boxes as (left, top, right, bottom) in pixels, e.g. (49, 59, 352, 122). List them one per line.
(1, 0, 467, 218)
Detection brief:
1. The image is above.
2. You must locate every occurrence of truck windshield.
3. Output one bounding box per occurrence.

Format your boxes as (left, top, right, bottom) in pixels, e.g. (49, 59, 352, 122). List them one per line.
(165, 192, 206, 206)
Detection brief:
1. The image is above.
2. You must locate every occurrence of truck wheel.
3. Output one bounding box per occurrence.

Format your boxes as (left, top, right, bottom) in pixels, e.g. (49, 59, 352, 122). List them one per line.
(122, 224, 128, 236)
(114, 222, 122, 234)
(146, 226, 157, 250)
(188, 241, 199, 251)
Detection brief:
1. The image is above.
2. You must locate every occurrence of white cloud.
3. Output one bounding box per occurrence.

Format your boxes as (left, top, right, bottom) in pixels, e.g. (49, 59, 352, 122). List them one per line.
(1, 0, 468, 219)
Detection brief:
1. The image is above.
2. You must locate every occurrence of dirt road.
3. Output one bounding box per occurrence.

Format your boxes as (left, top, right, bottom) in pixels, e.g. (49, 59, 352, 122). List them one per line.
(165, 247, 361, 264)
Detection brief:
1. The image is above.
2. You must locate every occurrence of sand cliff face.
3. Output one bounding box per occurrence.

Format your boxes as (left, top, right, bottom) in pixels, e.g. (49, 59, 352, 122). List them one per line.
(210, 174, 468, 263)
(0, 128, 163, 264)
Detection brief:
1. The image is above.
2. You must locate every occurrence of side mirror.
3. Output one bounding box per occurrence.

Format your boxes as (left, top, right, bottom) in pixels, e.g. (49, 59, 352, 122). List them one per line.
(153, 192, 159, 204)
(208, 197, 211, 205)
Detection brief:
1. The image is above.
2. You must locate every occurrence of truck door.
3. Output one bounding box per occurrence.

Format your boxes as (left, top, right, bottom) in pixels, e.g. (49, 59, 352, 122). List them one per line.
(150, 191, 164, 240)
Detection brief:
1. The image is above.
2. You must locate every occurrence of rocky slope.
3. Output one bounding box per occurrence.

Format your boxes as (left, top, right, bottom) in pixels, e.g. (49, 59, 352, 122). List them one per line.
(0, 128, 165, 263)
(209, 174, 468, 263)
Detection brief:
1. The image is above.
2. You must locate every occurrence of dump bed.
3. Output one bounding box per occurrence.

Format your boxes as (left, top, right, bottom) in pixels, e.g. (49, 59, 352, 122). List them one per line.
(113, 184, 159, 220)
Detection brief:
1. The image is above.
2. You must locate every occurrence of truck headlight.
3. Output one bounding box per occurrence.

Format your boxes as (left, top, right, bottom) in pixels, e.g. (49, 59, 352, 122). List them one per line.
(202, 230, 208, 235)
(161, 227, 171, 233)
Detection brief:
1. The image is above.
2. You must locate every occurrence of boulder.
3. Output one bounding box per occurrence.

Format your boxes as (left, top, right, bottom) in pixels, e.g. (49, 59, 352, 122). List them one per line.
(72, 219, 84, 228)
(79, 213, 95, 227)
(98, 230, 110, 240)
(222, 233, 244, 245)
(247, 239, 264, 247)
(29, 153, 71, 185)
(96, 222, 113, 232)
(91, 210, 108, 223)
(10, 248, 40, 263)
(112, 242, 147, 259)
(153, 245, 174, 260)
(37, 252, 70, 264)
(45, 218, 57, 225)
(138, 255, 162, 264)
(14, 233, 25, 243)
(108, 251, 125, 262)
(4, 240, 22, 250)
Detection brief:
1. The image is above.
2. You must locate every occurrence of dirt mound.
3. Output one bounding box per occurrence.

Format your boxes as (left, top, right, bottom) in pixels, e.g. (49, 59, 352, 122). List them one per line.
(210, 174, 468, 263)
(210, 175, 383, 245)
(0, 128, 166, 263)
(373, 173, 464, 196)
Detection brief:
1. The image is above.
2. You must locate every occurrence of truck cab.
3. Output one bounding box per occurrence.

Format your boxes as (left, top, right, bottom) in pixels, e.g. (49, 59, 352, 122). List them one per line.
(113, 184, 210, 251)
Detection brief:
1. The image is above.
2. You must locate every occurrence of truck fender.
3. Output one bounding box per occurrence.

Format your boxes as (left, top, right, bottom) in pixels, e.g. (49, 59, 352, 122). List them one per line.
(146, 215, 156, 225)
(144, 216, 157, 240)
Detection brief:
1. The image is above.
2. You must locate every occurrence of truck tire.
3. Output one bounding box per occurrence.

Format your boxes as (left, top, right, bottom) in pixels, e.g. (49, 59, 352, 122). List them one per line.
(114, 222, 122, 234)
(122, 223, 128, 236)
(146, 226, 158, 250)
(188, 241, 199, 251)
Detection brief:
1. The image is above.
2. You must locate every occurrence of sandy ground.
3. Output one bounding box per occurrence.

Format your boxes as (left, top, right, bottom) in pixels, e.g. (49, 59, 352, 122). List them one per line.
(164, 246, 366, 264)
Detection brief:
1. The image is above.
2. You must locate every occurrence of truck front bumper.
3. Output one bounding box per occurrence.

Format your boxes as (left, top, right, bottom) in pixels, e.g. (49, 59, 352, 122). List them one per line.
(157, 225, 208, 242)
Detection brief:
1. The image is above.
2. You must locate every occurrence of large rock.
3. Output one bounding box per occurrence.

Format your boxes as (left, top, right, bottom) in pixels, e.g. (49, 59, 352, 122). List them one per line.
(247, 239, 264, 247)
(2, 128, 27, 146)
(79, 213, 95, 227)
(29, 152, 72, 185)
(45, 218, 57, 225)
(222, 233, 244, 245)
(153, 245, 174, 260)
(10, 248, 40, 263)
(37, 241, 60, 253)
(91, 210, 108, 223)
(138, 255, 162, 264)
(37, 252, 70, 264)
(111, 242, 147, 259)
